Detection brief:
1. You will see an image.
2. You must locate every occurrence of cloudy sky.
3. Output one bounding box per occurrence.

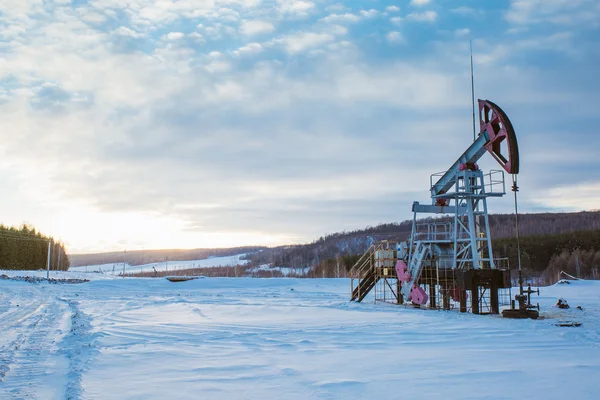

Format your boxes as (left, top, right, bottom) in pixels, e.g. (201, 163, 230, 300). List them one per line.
(0, 0, 599, 254)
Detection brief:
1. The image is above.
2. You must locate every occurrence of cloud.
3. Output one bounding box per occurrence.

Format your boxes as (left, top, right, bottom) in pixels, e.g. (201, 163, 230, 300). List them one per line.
(387, 6, 400, 13)
(410, 0, 432, 6)
(113, 26, 143, 38)
(515, 32, 578, 56)
(386, 31, 405, 44)
(233, 42, 264, 56)
(538, 182, 600, 211)
(163, 32, 185, 40)
(325, 3, 346, 12)
(505, 0, 600, 26)
(450, 6, 480, 17)
(320, 13, 361, 24)
(326, 24, 348, 36)
(455, 28, 471, 37)
(319, 9, 377, 24)
(240, 20, 275, 36)
(196, 22, 237, 40)
(188, 32, 204, 42)
(278, 0, 315, 16)
(359, 9, 379, 18)
(205, 60, 232, 73)
(278, 32, 335, 53)
(406, 11, 438, 22)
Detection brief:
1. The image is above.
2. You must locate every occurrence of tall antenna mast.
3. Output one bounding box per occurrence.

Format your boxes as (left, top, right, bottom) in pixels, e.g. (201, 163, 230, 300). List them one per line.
(470, 40, 476, 141)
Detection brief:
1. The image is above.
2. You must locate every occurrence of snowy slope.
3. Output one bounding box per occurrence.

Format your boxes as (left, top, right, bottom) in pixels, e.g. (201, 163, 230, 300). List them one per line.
(69, 253, 249, 275)
(0, 276, 599, 399)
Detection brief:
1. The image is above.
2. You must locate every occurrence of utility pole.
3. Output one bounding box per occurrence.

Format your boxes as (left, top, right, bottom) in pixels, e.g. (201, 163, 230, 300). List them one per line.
(470, 39, 483, 267)
(123, 249, 127, 278)
(57, 244, 62, 271)
(46, 239, 52, 279)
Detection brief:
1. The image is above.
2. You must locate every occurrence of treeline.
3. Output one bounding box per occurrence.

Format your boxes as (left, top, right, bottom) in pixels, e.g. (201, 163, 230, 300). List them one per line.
(542, 249, 600, 283)
(489, 211, 600, 238)
(0, 225, 69, 271)
(303, 229, 600, 283)
(247, 211, 600, 274)
(309, 254, 362, 278)
(70, 246, 267, 267)
(493, 229, 600, 284)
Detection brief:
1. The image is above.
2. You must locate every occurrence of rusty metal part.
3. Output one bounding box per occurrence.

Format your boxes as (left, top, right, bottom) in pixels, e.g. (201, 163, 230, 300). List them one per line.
(479, 99, 519, 174)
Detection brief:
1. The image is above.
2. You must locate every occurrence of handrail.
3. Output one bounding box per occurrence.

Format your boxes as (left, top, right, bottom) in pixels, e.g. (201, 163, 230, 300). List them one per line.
(349, 245, 375, 279)
(351, 260, 369, 280)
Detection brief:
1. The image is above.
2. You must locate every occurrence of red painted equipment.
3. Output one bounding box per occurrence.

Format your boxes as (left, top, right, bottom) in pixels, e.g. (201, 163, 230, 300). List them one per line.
(479, 99, 519, 174)
(410, 284, 428, 305)
(449, 287, 467, 303)
(395, 260, 410, 283)
(459, 162, 479, 171)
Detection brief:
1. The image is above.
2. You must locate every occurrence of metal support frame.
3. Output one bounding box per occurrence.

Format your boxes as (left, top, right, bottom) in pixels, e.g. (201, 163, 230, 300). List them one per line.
(453, 170, 498, 271)
(425, 169, 503, 272)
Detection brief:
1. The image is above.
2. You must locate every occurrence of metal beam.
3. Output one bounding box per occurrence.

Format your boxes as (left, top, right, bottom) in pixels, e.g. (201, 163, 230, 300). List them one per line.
(412, 201, 467, 215)
(430, 130, 489, 197)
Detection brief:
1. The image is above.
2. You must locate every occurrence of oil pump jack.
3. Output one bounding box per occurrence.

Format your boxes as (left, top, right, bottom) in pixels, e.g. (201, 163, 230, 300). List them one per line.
(350, 99, 539, 317)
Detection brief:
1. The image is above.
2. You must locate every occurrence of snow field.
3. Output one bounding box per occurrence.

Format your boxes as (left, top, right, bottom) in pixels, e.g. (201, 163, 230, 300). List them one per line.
(0, 276, 599, 399)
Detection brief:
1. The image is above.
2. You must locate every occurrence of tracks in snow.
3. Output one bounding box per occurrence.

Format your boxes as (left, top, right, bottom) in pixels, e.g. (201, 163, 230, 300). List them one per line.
(60, 299, 98, 400)
(0, 284, 95, 399)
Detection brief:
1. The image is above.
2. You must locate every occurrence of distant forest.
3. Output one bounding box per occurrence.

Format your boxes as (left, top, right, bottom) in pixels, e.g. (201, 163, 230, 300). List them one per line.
(494, 230, 600, 284)
(0, 225, 69, 271)
(247, 211, 600, 283)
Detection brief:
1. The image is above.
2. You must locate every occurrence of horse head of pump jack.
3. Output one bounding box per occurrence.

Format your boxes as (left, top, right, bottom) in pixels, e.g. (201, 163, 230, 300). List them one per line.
(478, 99, 519, 175)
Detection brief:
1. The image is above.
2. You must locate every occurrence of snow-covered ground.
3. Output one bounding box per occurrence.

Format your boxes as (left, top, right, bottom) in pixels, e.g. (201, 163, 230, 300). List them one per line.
(1, 274, 599, 399)
(0, 269, 115, 281)
(69, 253, 249, 275)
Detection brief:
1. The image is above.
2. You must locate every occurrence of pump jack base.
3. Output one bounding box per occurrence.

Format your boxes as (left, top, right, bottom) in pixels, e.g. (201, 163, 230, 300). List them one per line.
(502, 309, 540, 320)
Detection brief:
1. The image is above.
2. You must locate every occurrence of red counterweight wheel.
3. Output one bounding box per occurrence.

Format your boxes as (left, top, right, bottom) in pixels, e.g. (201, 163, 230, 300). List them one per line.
(479, 99, 519, 174)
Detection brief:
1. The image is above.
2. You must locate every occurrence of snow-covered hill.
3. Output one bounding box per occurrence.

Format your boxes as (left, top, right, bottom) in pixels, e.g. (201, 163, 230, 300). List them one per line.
(68, 253, 249, 275)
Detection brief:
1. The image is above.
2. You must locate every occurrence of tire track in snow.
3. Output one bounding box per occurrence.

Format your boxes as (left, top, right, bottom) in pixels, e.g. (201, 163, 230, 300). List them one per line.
(0, 284, 49, 384)
(59, 299, 100, 400)
(0, 286, 46, 334)
(0, 316, 44, 382)
(0, 299, 67, 399)
(0, 284, 100, 400)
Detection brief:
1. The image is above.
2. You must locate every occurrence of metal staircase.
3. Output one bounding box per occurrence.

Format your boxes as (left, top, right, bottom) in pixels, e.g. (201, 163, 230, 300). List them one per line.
(349, 244, 378, 302)
(400, 241, 428, 300)
(351, 268, 377, 302)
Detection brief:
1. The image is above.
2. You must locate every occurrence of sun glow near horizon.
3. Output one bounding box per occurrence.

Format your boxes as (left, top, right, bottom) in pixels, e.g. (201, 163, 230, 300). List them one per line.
(3, 203, 294, 254)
